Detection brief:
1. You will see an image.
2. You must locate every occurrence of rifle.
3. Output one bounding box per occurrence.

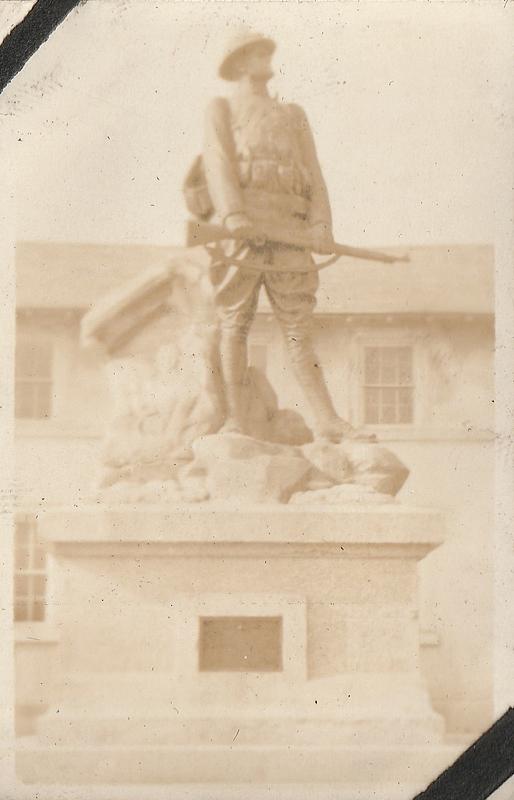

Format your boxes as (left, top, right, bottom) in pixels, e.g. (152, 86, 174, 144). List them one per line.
(186, 219, 409, 265)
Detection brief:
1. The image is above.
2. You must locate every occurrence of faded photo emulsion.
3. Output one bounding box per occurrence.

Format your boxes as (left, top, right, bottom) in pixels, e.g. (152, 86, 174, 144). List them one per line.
(3, 2, 513, 799)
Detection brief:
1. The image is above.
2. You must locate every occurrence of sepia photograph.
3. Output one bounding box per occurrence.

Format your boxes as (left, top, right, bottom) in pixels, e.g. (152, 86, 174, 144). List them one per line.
(1, 1, 513, 798)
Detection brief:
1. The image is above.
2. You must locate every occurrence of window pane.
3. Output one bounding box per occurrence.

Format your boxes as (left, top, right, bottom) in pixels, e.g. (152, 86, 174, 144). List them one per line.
(380, 350, 398, 385)
(15, 518, 33, 568)
(35, 383, 52, 418)
(15, 545, 30, 571)
(33, 575, 47, 596)
(16, 518, 31, 541)
(15, 341, 33, 378)
(364, 348, 380, 383)
(366, 407, 379, 424)
(15, 382, 35, 418)
(15, 380, 52, 419)
(15, 575, 29, 597)
(381, 387, 396, 404)
(398, 387, 413, 423)
(32, 602, 45, 622)
(379, 387, 396, 423)
(36, 344, 52, 377)
(380, 404, 396, 424)
(16, 341, 36, 379)
(397, 348, 413, 384)
(364, 387, 379, 424)
(398, 387, 413, 404)
(15, 339, 53, 419)
(398, 404, 413, 424)
(365, 406, 380, 425)
(16, 341, 52, 379)
(14, 601, 28, 622)
(33, 546, 47, 570)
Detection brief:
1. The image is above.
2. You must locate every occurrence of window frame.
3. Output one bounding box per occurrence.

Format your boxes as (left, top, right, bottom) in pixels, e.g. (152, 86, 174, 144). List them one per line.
(13, 510, 58, 642)
(15, 334, 55, 421)
(352, 331, 421, 430)
(14, 513, 49, 626)
(362, 344, 415, 426)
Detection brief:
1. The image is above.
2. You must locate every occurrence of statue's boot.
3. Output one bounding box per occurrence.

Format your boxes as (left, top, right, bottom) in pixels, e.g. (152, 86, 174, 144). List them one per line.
(285, 333, 376, 444)
(314, 416, 377, 443)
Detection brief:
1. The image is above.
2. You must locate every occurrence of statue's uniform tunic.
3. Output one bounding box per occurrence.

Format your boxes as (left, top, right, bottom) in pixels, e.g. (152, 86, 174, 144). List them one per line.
(203, 93, 332, 343)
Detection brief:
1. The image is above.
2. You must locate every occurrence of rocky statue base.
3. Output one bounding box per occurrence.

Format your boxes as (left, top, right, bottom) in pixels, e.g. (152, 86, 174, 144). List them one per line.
(100, 431, 410, 506)
(16, 505, 462, 796)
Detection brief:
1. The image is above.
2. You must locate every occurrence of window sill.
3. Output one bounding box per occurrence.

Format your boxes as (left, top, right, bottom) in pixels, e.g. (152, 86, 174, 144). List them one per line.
(15, 622, 60, 644)
(361, 425, 495, 442)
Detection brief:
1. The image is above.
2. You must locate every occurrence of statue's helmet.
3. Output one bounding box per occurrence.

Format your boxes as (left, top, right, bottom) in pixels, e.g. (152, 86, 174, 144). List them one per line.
(218, 29, 276, 81)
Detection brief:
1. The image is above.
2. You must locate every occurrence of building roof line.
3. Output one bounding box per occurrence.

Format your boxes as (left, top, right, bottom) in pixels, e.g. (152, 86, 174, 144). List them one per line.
(15, 240, 495, 315)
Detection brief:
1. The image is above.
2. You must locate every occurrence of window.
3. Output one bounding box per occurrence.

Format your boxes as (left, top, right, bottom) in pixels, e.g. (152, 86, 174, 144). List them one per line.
(363, 346, 414, 424)
(15, 338, 53, 419)
(198, 616, 283, 672)
(14, 515, 47, 622)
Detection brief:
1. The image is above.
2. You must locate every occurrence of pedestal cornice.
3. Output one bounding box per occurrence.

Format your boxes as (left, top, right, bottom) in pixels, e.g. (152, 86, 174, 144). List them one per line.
(37, 504, 445, 560)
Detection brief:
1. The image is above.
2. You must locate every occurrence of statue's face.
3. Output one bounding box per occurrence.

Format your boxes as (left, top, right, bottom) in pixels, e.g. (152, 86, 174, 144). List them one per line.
(236, 42, 274, 81)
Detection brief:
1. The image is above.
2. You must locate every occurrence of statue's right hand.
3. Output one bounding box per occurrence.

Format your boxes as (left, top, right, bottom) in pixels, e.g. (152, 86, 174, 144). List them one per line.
(225, 213, 267, 247)
(225, 212, 254, 237)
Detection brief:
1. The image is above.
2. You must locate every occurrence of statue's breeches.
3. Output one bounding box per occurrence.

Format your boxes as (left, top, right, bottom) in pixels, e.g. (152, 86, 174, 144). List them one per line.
(209, 247, 319, 343)
(208, 245, 338, 427)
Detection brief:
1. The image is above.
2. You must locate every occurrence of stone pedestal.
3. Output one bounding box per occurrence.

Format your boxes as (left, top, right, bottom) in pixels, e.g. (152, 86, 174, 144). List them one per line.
(16, 505, 461, 793)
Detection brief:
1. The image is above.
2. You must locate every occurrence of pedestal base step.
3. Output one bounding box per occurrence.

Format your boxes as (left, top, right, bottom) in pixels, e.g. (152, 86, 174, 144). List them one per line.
(8, 780, 448, 800)
(36, 713, 444, 747)
(16, 742, 463, 787)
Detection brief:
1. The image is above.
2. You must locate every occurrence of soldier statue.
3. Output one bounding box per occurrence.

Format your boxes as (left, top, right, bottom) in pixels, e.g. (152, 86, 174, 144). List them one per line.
(201, 29, 374, 442)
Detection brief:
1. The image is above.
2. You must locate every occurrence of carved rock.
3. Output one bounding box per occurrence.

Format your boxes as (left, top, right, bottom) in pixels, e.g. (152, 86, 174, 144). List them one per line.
(300, 440, 408, 497)
(177, 461, 210, 503)
(301, 440, 352, 484)
(266, 409, 314, 446)
(192, 433, 311, 504)
(98, 351, 312, 492)
(343, 442, 409, 496)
